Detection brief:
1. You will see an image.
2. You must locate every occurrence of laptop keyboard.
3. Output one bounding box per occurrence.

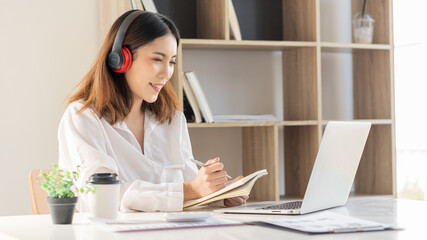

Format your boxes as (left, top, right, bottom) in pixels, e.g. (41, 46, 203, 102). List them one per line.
(258, 201, 302, 210)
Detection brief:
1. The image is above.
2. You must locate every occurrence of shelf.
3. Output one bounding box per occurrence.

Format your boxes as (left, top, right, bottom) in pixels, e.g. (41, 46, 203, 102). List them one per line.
(187, 121, 279, 128)
(181, 39, 391, 51)
(181, 39, 316, 50)
(188, 120, 319, 128)
(321, 42, 391, 50)
(321, 119, 393, 125)
(279, 120, 318, 126)
(188, 119, 392, 128)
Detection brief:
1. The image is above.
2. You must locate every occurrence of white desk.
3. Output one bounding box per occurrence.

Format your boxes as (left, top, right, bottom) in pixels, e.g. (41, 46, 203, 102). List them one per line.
(1, 196, 426, 240)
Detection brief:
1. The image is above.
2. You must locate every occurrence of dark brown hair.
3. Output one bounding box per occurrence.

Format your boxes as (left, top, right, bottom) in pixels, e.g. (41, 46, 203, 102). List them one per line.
(68, 10, 180, 124)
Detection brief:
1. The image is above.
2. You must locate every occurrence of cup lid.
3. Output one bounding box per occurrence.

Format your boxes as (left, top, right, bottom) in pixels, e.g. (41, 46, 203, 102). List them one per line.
(87, 173, 120, 184)
(353, 12, 375, 21)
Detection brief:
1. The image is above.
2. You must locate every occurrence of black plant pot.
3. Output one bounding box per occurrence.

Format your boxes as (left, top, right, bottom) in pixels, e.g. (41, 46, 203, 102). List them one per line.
(46, 197, 78, 224)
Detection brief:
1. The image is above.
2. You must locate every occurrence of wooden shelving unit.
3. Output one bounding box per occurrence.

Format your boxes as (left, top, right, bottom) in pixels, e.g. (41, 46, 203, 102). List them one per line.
(182, 39, 317, 50)
(321, 42, 391, 50)
(100, 0, 395, 201)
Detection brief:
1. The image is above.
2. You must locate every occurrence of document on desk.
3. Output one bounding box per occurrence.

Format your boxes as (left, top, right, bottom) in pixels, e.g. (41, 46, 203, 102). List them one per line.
(183, 169, 268, 210)
(90, 217, 242, 232)
(259, 211, 395, 234)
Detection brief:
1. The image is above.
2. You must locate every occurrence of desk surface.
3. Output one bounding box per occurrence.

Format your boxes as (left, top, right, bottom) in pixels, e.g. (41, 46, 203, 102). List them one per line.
(1, 196, 426, 240)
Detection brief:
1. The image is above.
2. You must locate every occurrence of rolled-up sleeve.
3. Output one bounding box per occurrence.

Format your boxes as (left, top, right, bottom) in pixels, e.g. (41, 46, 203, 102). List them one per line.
(121, 181, 183, 212)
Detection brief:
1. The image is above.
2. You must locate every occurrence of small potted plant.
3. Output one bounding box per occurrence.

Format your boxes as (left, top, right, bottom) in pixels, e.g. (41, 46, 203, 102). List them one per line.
(39, 164, 96, 224)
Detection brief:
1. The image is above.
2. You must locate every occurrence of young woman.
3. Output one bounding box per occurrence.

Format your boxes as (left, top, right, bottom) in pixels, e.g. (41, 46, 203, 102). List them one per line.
(58, 10, 248, 212)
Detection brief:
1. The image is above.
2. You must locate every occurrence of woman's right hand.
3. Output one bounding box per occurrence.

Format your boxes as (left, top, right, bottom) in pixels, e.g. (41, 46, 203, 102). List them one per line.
(184, 157, 228, 200)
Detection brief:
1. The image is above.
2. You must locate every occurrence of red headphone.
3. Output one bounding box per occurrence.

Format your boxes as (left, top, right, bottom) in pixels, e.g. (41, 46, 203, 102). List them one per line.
(107, 10, 145, 73)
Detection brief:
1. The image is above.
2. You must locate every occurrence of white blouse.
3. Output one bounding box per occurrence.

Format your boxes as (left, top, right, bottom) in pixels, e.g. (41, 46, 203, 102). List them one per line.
(58, 101, 198, 212)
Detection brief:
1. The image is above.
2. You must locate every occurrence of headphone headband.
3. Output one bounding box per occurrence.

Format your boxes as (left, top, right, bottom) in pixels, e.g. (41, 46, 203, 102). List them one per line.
(111, 10, 144, 53)
(108, 10, 145, 73)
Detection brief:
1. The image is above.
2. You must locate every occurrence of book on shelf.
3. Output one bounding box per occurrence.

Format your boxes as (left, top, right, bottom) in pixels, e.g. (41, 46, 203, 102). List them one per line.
(182, 74, 202, 123)
(184, 71, 214, 123)
(130, 0, 144, 10)
(213, 114, 278, 122)
(129, 0, 136, 10)
(183, 169, 268, 210)
(228, 0, 242, 40)
(141, 0, 158, 12)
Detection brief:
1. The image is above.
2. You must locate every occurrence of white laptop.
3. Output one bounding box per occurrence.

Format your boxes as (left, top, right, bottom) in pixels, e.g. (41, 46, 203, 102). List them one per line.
(215, 121, 371, 215)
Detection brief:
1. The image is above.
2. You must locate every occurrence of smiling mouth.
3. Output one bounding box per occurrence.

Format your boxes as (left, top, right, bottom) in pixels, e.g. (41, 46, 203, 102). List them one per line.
(150, 83, 163, 92)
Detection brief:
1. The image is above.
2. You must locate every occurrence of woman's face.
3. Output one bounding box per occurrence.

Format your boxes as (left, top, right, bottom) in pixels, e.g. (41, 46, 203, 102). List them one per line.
(124, 33, 177, 103)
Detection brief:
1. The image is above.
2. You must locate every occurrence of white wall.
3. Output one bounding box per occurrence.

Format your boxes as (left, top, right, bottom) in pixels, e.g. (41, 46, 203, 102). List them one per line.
(320, 0, 353, 120)
(0, 0, 99, 215)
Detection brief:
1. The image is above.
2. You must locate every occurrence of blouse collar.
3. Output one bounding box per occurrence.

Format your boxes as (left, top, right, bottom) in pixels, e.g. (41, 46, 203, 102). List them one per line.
(111, 110, 158, 138)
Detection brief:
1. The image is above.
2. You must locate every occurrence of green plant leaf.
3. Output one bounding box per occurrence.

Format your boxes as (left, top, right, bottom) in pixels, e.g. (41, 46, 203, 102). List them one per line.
(39, 163, 97, 198)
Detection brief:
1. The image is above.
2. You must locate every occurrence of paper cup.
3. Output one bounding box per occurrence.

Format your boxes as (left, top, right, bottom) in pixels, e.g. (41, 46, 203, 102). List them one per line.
(87, 173, 121, 219)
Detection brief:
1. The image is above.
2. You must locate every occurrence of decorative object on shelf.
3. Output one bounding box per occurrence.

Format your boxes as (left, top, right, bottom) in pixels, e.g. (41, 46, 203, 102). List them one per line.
(184, 71, 214, 123)
(39, 164, 96, 224)
(352, 0, 375, 44)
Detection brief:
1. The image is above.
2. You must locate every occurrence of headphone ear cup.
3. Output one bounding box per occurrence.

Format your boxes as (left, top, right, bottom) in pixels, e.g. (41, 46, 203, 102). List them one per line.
(115, 47, 132, 73)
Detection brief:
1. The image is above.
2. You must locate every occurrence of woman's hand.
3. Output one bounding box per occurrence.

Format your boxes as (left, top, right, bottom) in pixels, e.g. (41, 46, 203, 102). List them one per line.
(184, 157, 228, 201)
(224, 195, 249, 207)
(224, 176, 249, 207)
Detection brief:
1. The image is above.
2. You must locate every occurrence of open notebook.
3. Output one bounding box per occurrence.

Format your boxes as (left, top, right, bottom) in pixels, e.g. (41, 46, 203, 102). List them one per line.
(183, 169, 268, 210)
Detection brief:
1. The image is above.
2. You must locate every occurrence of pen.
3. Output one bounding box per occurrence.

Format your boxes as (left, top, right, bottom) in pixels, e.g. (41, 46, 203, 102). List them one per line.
(189, 159, 232, 179)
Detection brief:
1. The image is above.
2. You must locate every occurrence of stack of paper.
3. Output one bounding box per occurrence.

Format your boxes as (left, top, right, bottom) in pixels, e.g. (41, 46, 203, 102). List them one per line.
(90, 217, 241, 232)
(213, 115, 278, 122)
(260, 211, 394, 234)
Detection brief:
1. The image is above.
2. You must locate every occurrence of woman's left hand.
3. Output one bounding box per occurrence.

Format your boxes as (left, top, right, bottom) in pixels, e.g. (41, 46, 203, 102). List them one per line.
(224, 195, 249, 207)
(223, 176, 249, 207)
